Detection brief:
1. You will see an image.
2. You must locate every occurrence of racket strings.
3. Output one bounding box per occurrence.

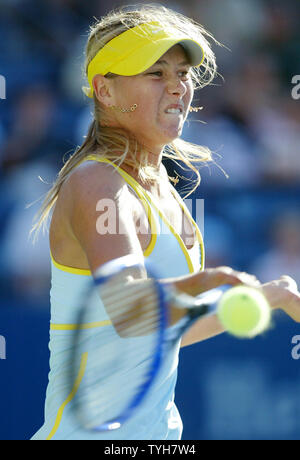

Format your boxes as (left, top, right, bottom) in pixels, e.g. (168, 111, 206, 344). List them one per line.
(73, 269, 164, 428)
(98, 278, 162, 336)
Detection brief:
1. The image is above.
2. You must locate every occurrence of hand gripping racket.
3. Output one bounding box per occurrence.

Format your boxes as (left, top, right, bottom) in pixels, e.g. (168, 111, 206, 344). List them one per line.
(69, 255, 268, 432)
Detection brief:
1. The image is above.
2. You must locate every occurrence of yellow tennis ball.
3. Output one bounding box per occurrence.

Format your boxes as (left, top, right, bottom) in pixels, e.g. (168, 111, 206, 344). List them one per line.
(217, 286, 271, 338)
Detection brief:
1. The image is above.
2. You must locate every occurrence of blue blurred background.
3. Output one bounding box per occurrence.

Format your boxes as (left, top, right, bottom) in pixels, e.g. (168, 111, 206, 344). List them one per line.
(0, 0, 299, 440)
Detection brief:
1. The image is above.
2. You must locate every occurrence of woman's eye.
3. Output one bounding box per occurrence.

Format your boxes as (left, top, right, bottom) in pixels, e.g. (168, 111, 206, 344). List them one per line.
(147, 70, 191, 79)
(148, 71, 163, 77)
(179, 71, 190, 79)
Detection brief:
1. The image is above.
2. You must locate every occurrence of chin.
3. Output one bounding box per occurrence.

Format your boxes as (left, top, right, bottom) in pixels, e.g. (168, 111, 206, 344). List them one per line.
(161, 125, 183, 143)
(141, 125, 183, 149)
(167, 129, 183, 142)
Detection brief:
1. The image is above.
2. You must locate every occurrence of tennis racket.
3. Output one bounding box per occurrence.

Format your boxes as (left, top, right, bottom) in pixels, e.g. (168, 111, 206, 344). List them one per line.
(69, 255, 239, 432)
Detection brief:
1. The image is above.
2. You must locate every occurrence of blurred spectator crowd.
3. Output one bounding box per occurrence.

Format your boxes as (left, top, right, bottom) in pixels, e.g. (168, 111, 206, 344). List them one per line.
(0, 0, 299, 305)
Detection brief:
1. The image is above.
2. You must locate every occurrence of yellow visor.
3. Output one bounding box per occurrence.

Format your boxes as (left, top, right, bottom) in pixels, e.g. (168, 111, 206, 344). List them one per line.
(83, 22, 205, 98)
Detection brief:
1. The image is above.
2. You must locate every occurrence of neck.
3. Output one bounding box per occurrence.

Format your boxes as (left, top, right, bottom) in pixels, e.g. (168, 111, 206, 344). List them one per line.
(121, 147, 166, 189)
(136, 138, 166, 167)
(122, 141, 164, 170)
(139, 149, 163, 170)
(99, 122, 165, 169)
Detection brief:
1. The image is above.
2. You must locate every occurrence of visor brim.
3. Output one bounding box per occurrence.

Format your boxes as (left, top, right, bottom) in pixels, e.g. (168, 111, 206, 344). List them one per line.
(108, 37, 204, 76)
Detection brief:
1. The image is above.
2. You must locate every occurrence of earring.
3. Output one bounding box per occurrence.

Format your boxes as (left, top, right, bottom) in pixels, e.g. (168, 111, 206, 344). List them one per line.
(111, 104, 138, 113)
(189, 106, 203, 113)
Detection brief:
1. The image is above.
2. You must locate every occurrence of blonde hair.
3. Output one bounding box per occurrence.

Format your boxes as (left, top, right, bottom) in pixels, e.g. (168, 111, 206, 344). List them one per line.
(31, 3, 220, 241)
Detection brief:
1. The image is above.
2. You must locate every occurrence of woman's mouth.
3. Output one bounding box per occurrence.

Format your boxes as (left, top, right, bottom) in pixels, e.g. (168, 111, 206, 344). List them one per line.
(164, 104, 184, 115)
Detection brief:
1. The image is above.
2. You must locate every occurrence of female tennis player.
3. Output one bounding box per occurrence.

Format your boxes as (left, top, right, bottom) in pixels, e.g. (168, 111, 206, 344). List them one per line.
(30, 4, 300, 440)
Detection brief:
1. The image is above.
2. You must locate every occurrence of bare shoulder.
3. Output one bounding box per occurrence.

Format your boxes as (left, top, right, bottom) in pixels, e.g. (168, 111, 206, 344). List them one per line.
(66, 160, 127, 203)
(52, 160, 128, 230)
(62, 160, 133, 234)
(50, 159, 144, 272)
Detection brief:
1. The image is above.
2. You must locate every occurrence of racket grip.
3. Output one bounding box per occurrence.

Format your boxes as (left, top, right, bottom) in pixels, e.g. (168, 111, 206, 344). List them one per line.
(173, 284, 231, 309)
(167, 284, 233, 325)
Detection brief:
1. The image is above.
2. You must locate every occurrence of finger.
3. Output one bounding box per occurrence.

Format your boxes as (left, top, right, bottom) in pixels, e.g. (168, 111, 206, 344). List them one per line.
(236, 274, 261, 288)
(280, 275, 298, 292)
(220, 270, 261, 288)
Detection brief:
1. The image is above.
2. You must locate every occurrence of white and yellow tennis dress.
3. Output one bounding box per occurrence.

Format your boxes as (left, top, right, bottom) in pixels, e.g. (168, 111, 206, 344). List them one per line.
(31, 156, 204, 440)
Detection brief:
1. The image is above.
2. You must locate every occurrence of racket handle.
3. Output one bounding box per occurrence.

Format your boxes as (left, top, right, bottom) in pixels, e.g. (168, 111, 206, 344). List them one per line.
(166, 284, 232, 325)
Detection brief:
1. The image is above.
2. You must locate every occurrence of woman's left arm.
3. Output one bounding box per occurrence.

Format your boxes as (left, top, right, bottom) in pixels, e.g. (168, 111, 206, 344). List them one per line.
(180, 274, 300, 348)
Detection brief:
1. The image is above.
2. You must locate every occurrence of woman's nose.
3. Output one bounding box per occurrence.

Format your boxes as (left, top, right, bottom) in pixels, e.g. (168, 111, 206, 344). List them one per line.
(166, 77, 187, 97)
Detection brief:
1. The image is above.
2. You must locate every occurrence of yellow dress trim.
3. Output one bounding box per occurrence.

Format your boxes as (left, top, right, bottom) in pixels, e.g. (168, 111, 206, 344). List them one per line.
(83, 155, 158, 258)
(193, 222, 205, 270)
(170, 189, 205, 271)
(46, 352, 88, 440)
(50, 251, 91, 276)
(142, 191, 194, 274)
(50, 320, 111, 331)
